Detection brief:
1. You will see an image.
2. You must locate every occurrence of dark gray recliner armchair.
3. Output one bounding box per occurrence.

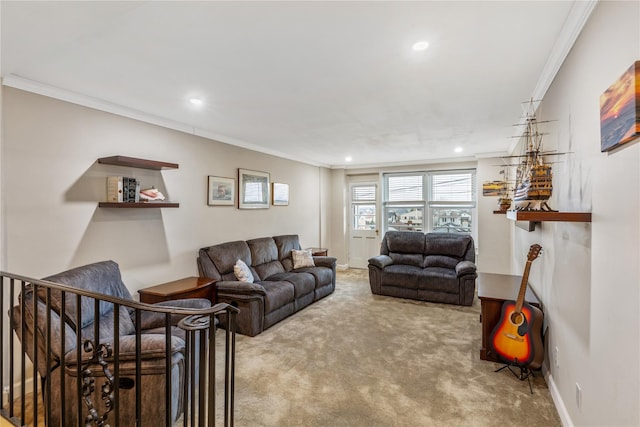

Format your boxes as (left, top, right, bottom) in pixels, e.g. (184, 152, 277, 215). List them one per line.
(11, 260, 211, 426)
(368, 231, 477, 306)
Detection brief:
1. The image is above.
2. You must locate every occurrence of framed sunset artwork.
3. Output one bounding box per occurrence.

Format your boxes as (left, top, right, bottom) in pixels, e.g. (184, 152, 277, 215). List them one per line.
(600, 61, 640, 152)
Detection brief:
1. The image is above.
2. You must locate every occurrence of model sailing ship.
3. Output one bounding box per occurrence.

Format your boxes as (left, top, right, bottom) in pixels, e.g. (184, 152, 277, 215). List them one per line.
(512, 100, 556, 211)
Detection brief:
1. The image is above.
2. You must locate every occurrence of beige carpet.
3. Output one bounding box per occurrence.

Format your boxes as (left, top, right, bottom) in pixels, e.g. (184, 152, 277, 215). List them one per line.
(221, 269, 561, 427)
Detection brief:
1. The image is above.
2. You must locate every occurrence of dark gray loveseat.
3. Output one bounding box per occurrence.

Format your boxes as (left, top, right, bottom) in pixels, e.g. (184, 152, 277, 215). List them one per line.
(198, 235, 336, 336)
(368, 231, 477, 306)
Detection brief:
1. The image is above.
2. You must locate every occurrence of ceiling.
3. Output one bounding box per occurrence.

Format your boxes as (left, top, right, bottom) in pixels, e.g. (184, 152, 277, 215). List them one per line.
(1, 1, 594, 168)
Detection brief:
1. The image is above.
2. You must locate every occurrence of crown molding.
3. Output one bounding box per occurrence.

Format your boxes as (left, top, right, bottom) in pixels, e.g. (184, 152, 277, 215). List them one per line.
(1, 74, 329, 168)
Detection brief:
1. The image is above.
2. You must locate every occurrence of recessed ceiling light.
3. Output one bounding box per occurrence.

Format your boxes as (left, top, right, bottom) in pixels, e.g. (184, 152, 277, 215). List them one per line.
(454, 147, 463, 153)
(345, 156, 353, 162)
(412, 41, 430, 51)
(189, 98, 203, 106)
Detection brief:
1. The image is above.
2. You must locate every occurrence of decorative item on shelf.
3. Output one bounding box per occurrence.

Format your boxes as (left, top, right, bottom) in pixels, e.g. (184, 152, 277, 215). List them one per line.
(600, 60, 639, 152)
(238, 168, 270, 209)
(503, 99, 567, 212)
(98, 156, 179, 208)
(482, 180, 508, 197)
(106, 176, 140, 203)
(272, 182, 289, 206)
(208, 176, 235, 206)
(496, 168, 512, 212)
(139, 187, 165, 202)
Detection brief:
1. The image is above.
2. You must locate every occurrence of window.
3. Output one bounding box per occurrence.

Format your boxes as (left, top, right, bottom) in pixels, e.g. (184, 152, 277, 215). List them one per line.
(351, 184, 377, 230)
(383, 170, 476, 235)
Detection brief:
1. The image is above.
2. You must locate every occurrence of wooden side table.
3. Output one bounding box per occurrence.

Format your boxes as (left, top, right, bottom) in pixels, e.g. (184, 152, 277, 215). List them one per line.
(307, 247, 328, 256)
(477, 273, 541, 362)
(138, 276, 217, 304)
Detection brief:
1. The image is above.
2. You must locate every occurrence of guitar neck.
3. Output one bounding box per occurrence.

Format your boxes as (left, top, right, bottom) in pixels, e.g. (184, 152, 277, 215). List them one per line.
(514, 260, 532, 313)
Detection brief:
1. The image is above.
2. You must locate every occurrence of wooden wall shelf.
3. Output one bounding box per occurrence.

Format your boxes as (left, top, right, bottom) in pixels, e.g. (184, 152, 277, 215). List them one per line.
(506, 210, 592, 222)
(98, 155, 179, 208)
(98, 202, 179, 208)
(98, 155, 179, 170)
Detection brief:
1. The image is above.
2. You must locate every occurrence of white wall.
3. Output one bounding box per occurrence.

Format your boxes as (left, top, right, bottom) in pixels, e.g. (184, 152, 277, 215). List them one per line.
(1, 87, 330, 293)
(511, 1, 639, 425)
(476, 157, 512, 273)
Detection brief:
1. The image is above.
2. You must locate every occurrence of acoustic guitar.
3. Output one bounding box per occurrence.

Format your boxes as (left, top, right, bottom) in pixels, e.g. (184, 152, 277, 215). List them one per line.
(489, 244, 544, 369)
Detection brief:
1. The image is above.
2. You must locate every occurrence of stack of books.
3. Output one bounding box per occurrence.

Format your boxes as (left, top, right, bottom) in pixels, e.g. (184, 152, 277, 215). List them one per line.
(107, 176, 141, 203)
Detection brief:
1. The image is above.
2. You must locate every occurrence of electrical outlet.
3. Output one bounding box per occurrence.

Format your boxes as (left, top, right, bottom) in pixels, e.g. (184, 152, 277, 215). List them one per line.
(576, 383, 582, 409)
(554, 346, 559, 368)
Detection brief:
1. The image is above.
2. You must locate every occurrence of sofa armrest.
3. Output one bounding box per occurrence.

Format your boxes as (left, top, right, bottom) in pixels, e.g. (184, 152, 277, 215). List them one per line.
(312, 256, 337, 269)
(138, 298, 211, 330)
(368, 255, 393, 269)
(216, 280, 266, 297)
(455, 260, 477, 276)
(64, 334, 185, 366)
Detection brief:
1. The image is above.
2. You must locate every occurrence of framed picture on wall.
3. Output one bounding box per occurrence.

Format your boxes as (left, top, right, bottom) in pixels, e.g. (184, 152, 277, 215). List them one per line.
(600, 60, 640, 152)
(272, 182, 289, 206)
(207, 176, 235, 206)
(238, 168, 270, 209)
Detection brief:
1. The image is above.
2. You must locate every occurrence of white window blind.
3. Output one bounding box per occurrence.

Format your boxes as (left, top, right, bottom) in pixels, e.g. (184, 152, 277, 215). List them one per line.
(387, 175, 423, 201)
(352, 185, 376, 202)
(431, 173, 475, 202)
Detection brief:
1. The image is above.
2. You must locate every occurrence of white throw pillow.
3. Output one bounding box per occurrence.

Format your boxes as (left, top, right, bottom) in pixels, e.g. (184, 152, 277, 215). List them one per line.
(292, 249, 315, 269)
(233, 259, 254, 283)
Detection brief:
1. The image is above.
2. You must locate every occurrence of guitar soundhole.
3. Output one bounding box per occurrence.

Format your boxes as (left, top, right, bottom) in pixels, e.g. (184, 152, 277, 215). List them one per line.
(510, 312, 524, 326)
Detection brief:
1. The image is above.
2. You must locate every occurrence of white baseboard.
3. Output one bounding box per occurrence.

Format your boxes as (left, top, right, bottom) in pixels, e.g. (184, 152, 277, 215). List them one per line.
(336, 264, 349, 270)
(544, 367, 573, 427)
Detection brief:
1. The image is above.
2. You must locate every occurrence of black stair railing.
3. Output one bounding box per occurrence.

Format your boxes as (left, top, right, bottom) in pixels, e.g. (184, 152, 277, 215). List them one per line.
(0, 271, 237, 427)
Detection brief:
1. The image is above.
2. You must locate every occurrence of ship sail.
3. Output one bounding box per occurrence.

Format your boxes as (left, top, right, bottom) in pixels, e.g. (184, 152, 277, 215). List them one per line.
(512, 100, 555, 211)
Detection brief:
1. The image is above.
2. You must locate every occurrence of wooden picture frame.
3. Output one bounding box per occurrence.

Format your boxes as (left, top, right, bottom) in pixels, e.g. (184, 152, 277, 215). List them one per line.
(207, 176, 235, 206)
(272, 182, 289, 206)
(238, 168, 270, 209)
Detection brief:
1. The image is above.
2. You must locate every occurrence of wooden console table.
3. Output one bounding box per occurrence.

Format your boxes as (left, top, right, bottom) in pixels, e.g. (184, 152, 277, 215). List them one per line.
(307, 247, 328, 256)
(138, 276, 217, 304)
(477, 272, 541, 362)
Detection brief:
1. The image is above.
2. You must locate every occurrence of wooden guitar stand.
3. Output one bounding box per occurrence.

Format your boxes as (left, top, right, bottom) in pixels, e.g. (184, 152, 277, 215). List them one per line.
(495, 362, 535, 394)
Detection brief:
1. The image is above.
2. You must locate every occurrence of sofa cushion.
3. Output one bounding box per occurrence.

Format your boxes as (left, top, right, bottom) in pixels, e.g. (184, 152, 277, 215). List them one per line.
(424, 233, 472, 258)
(384, 231, 425, 255)
(261, 281, 295, 314)
(43, 260, 135, 335)
(292, 249, 315, 269)
(253, 261, 285, 281)
(273, 235, 302, 271)
(233, 259, 254, 283)
(423, 255, 459, 269)
(290, 266, 334, 288)
(267, 272, 315, 298)
(247, 237, 279, 264)
(204, 241, 252, 276)
(380, 264, 422, 289)
(419, 268, 459, 293)
(389, 252, 424, 268)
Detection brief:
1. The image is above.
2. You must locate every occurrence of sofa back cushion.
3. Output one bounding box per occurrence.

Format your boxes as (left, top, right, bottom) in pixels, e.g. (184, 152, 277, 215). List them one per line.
(424, 233, 474, 259)
(273, 235, 302, 271)
(201, 241, 254, 281)
(382, 231, 425, 267)
(42, 260, 135, 335)
(247, 237, 285, 280)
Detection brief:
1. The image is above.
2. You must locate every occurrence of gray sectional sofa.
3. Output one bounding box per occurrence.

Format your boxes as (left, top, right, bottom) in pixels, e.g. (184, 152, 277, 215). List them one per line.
(368, 231, 477, 306)
(197, 234, 336, 336)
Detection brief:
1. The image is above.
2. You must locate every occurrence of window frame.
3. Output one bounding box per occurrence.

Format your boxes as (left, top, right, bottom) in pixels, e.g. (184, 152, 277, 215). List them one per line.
(383, 169, 476, 237)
